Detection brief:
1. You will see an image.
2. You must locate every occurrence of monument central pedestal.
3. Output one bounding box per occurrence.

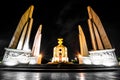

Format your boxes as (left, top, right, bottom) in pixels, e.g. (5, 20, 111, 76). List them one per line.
(51, 38, 69, 64)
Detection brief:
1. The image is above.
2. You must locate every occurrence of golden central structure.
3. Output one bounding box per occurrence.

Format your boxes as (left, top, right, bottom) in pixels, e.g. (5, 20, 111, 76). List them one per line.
(52, 38, 68, 63)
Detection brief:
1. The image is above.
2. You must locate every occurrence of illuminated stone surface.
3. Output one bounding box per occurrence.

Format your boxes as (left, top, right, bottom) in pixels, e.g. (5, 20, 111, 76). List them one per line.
(1, 5, 119, 67)
(52, 38, 69, 63)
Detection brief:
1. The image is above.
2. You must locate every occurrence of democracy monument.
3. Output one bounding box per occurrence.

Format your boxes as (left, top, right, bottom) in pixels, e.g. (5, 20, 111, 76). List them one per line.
(1, 5, 118, 67)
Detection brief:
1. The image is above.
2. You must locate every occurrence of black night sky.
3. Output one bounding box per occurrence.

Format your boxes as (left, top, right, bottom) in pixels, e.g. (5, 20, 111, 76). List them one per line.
(0, 0, 120, 61)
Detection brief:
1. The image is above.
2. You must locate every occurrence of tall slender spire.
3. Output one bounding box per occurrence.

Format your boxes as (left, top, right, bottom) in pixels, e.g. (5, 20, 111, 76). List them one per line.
(32, 24, 42, 57)
(8, 5, 34, 50)
(87, 6, 112, 50)
(78, 25, 88, 56)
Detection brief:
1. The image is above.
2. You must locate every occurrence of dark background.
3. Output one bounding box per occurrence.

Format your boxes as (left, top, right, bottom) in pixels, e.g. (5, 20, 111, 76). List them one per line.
(0, 0, 120, 61)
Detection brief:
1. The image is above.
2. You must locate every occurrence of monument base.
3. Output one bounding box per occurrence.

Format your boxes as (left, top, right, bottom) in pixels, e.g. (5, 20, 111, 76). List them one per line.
(89, 49, 118, 66)
(2, 48, 32, 66)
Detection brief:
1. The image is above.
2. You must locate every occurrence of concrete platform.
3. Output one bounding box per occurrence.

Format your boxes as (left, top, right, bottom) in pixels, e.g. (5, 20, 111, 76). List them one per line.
(0, 63, 120, 72)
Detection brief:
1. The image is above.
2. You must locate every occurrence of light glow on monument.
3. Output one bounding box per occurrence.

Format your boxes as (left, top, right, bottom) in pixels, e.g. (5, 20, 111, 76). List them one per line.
(78, 54, 83, 64)
(37, 54, 42, 64)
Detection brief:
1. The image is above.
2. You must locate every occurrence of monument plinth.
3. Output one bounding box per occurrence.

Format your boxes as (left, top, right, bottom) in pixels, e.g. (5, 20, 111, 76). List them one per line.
(89, 49, 118, 66)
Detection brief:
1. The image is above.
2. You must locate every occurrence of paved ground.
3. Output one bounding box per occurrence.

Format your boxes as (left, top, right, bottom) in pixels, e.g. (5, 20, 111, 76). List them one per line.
(0, 71, 120, 80)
